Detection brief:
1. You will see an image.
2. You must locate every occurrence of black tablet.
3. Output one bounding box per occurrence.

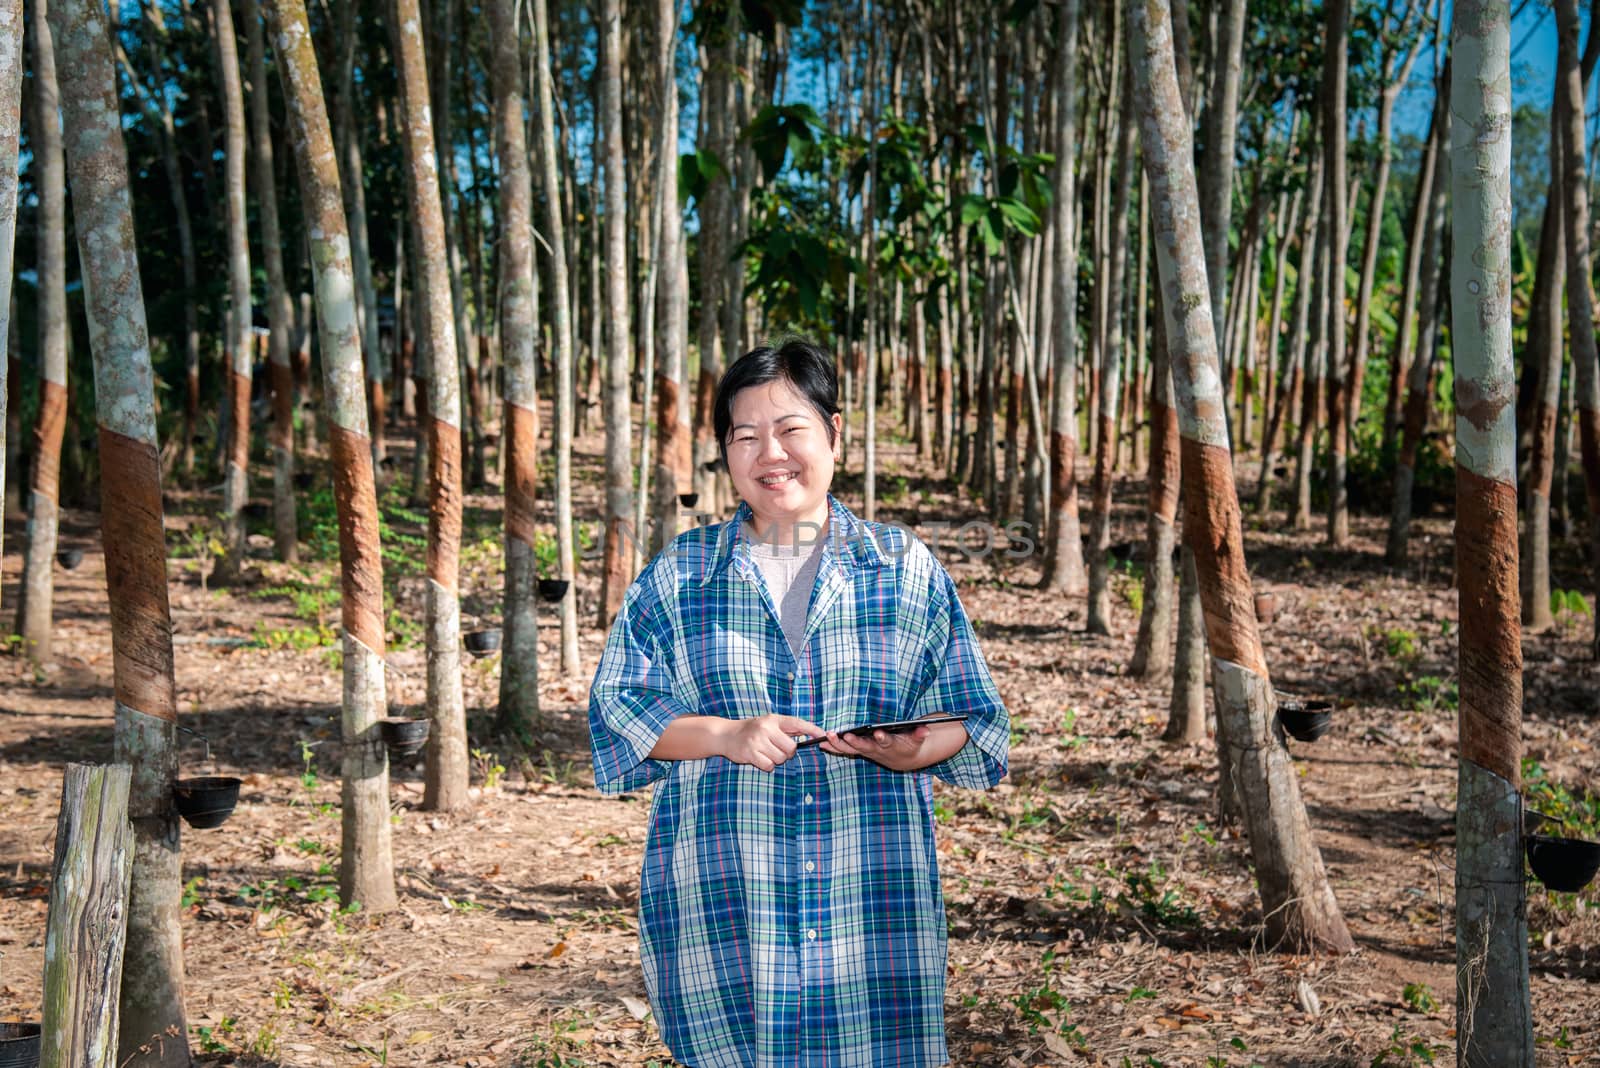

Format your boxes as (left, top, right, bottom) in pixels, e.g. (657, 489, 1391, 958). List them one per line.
(794, 714, 969, 748)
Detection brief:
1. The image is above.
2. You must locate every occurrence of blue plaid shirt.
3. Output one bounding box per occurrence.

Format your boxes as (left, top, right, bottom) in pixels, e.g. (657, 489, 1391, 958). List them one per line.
(590, 496, 1009, 1067)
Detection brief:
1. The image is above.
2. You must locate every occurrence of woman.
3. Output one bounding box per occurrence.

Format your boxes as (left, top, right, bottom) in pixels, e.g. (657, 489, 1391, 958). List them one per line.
(589, 337, 1009, 1067)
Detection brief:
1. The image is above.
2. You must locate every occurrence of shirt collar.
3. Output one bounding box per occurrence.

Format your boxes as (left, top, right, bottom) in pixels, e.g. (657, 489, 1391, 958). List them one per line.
(699, 495, 886, 586)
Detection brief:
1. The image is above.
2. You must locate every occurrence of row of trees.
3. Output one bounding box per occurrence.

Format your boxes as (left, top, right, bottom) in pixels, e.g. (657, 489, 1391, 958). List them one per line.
(0, 0, 1587, 1064)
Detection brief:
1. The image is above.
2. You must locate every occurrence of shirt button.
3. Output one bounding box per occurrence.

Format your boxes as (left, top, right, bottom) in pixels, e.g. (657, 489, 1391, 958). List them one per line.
(806, 929, 817, 941)
(786, 671, 795, 681)
(805, 861, 816, 873)
(803, 793, 813, 805)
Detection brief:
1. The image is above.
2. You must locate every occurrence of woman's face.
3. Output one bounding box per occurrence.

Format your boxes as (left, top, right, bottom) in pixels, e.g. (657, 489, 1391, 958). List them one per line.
(725, 378, 841, 538)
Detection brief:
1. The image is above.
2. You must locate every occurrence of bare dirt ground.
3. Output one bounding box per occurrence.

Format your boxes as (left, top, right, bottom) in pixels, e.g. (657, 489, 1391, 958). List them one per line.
(2, 423, 1597, 1068)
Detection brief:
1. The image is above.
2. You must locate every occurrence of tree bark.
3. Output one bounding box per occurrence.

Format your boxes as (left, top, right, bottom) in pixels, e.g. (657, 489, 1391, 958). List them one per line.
(1452, 6, 1533, 1062)
(51, 0, 192, 1055)
(41, 763, 134, 1068)
(1040, 0, 1086, 594)
(215, 0, 253, 585)
(598, 0, 633, 627)
(1322, 0, 1354, 547)
(392, 0, 468, 812)
(332, 0, 385, 468)
(1523, 120, 1565, 634)
(1131, 0, 1352, 954)
(1087, 60, 1133, 635)
(531, 0, 580, 676)
(271, 0, 397, 914)
(18, 0, 66, 664)
(650, 0, 690, 558)
(246, 0, 296, 564)
(1555, 0, 1600, 658)
(1386, 68, 1451, 566)
(490, 0, 540, 735)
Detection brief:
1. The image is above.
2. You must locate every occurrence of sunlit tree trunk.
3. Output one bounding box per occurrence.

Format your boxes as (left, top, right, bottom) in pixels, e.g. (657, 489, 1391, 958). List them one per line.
(531, 0, 579, 676)
(490, 0, 540, 734)
(51, 0, 191, 1059)
(17, 0, 66, 664)
(1452, 6, 1533, 1062)
(392, 0, 468, 812)
(332, 0, 384, 467)
(1383, 81, 1443, 458)
(246, 0, 296, 564)
(215, 0, 253, 584)
(1131, 0, 1352, 954)
(693, 25, 730, 513)
(598, 0, 633, 627)
(271, 0, 397, 914)
(861, 0, 880, 521)
(1040, 0, 1085, 594)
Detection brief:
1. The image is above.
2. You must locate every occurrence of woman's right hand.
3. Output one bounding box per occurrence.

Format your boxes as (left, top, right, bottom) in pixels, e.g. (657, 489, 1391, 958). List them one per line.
(720, 714, 826, 772)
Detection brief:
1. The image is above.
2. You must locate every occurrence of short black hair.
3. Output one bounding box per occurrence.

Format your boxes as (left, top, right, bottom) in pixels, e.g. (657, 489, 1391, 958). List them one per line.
(714, 336, 841, 459)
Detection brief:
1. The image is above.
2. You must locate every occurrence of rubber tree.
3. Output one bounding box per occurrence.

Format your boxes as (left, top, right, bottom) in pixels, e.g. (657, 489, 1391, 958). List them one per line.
(1452, 4, 1533, 1062)
(1386, 67, 1450, 566)
(1086, 61, 1134, 635)
(649, 0, 690, 559)
(50, 0, 191, 1059)
(392, 0, 468, 810)
(1130, 0, 1353, 954)
(598, 0, 633, 627)
(1523, 109, 1564, 634)
(215, 0, 254, 584)
(1555, 0, 1600, 658)
(270, 0, 397, 913)
(531, 0, 579, 676)
(246, 0, 296, 564)
(0, 0, 18, 624)
(490, 0, 540, 734)
(1321, 0, 1352, 548)
(1039, 0, 1086, 595)
(17, 0, 67, 663)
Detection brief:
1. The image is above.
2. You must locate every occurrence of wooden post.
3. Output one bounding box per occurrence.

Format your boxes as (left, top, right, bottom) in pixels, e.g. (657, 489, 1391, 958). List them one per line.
(41, 763, 134, 1068)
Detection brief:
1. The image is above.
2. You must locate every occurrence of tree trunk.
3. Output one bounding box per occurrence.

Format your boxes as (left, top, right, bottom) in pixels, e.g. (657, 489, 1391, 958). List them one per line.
(1131, 0, 1352, 954)
(51, 0, 192, 1056)
(272, 0, 398, 913)
(1556, 0, 1600, 656)
(531, 0, 579, 676)
(861, 0, 880, 521)
(598, 0, 633, 627)
(1040, 0, 1086, 594)
(215, 0, 253, 585)
(1258, 145, 1322, 515)
(392, 0, 468, 813)
(692, 29, 729, 513)
(41, 763, 134, 1068)
(1087, 62, 1133, 636)
(1386, 75, 1451, 566)
(18, 0, 66, 664)
(1293, 200, 1329, 531)
(650, 0, 690, 557)
(1523, 127, 1565, 634)
(1384, 88, 1444, 459)
(1197, 0, 1245, 402)
(246, 0, 296, 564)
(490, 0, 540, 735)
(1162, 547, 1207, 742)
(332, 0, 384, 468)
(1322, 0, 1352, 547)
(1453, 7, 1533, 1062)
(1130, 316, 1179, 681)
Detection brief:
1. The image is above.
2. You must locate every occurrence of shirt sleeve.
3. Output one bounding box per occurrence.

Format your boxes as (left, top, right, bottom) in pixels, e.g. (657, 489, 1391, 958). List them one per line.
(588, 577, 691, 794)
(911, 566, 1009, 789)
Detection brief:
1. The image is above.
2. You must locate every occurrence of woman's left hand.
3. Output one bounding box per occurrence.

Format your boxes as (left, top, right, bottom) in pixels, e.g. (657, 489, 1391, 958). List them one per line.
(819, 718, 969, 772)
